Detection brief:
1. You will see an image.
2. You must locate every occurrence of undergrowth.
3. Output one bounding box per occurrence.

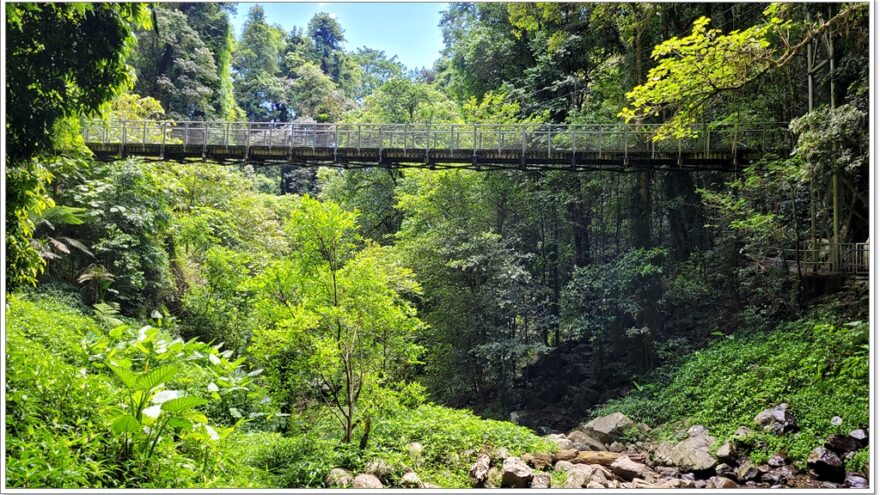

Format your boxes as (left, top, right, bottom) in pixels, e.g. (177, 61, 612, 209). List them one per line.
(592, 308, 869, 471)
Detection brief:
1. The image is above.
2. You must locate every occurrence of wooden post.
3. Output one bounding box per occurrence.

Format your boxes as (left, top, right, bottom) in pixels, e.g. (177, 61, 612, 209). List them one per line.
(357, 124, 362, 151)
(268, 125, 273, 154)
(425, 122, 430, 163)
(203, 121, 209, 157)
(160, 121, 166, 158)
(142, 121, 147, 150)
(335, 124, 339, 162)
(571, 125, 576, 165)
(184, 122, 189, 147)
(521, 127, 526, 164)
(225, 122, 229, 151)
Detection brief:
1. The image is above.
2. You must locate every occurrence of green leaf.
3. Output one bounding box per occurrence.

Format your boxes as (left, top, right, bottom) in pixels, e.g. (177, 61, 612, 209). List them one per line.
(111, 414, 141, 435)
(134, 365, 177, 392)
(161, 396, 208, 413)
(109, 365, 139, 390)
(166, 417, 193, 431)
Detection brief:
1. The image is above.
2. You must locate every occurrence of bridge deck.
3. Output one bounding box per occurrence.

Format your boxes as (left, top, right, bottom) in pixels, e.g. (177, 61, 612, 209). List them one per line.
(83, 121, 794, 171)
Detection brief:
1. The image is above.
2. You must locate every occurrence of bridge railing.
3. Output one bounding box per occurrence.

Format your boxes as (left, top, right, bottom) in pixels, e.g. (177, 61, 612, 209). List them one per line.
(82, 121, 794, 156)
(781, 241, 870, 275)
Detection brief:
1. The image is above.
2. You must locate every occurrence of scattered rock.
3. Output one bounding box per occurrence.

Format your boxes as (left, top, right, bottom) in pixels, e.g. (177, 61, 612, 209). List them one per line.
(552, 449, 578, 462)
(536, 426, 556, 435)
(850, 429, 869, 446)
(694, 479, 707, 488)
(509, 410, 527, 425)
(764, 465, 797, 485)
(493, 447, 510, 463)
(585, 480, 606, 488)
(577, 412, 635, 444)
(608, 441, 626, 453)
(768, 453, 787, 468)
(655, 466, 680, 478)
(668, 424, 717, 471)
(469, 453, 491, 486)
(530, 472, 551, 489)
(562, 465, 591, 488)
(807, 446, 845, 482)
(715, 463, 735, 479)
(544, 433, 574, 451)
(657, 478, 689, 488)
(707, 476, 738, 488)
(831, 416, 843, 426)
(522, 452, 553, 470)
(405, 442, 424, 463)
(754, 403, 798, 435)
(715, 441, 737, 463)
(500, 457, 533, 488)
(651, 441, 675, 466)
(731, 426, 755, 448)
(487, 466, 501, 488)
(325, 468, 354, 488)
(364, 459, 392, 479)
(554, 460, 575, 472)
(610, 455, 656, 482)
(567, 429, 606, 451)
(825, 434, 862, 455)
(399, 471, 422, 488)
(734, 459, 760, 482)
(352, 474, 383, 488)
(845, 472, 868, 489)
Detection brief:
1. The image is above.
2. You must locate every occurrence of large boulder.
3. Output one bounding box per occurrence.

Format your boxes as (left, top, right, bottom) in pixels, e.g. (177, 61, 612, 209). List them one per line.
(577, 412, 635, 444)
(567, 430, 606, 451)
(610, 455, 656, 482)
(469, 453, 491, 487)
(669, 425, 717, 472)
(352, 474, 383, 488)
(500, 457, 533, 488)
(754, 403, 798, 435)
(807, 446, 845, 482)
(325, 468, 354, 488)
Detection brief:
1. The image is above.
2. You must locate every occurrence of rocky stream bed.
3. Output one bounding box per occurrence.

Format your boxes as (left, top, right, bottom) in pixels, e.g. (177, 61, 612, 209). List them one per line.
(326, 404, 869, 489)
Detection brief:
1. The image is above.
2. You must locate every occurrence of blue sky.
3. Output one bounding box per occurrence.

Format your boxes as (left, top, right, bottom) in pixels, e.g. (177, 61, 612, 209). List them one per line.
(230, 3, 448, 70)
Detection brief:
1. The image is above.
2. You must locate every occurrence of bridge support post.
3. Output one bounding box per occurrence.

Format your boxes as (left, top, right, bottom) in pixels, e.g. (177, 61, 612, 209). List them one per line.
(120, 121, 126, 158)
(203, 122, 208, 158)
(160, 121, 166, 158)
(521, 127, 526, 166)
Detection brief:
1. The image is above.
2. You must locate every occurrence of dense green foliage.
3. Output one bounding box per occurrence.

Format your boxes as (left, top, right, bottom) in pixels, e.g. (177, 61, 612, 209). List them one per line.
(593, 310, 869, 471)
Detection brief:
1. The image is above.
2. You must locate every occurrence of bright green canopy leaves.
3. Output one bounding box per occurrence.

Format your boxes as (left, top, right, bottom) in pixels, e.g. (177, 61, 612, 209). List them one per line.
(620, 3, 868, 140)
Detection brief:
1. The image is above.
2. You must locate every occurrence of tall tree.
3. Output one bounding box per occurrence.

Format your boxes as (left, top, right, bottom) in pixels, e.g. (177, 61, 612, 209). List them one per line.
(6, 3, 150, 288)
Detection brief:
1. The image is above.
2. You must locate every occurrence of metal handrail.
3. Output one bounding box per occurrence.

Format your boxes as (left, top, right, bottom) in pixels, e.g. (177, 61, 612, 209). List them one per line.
(81, 120, 794, 156)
